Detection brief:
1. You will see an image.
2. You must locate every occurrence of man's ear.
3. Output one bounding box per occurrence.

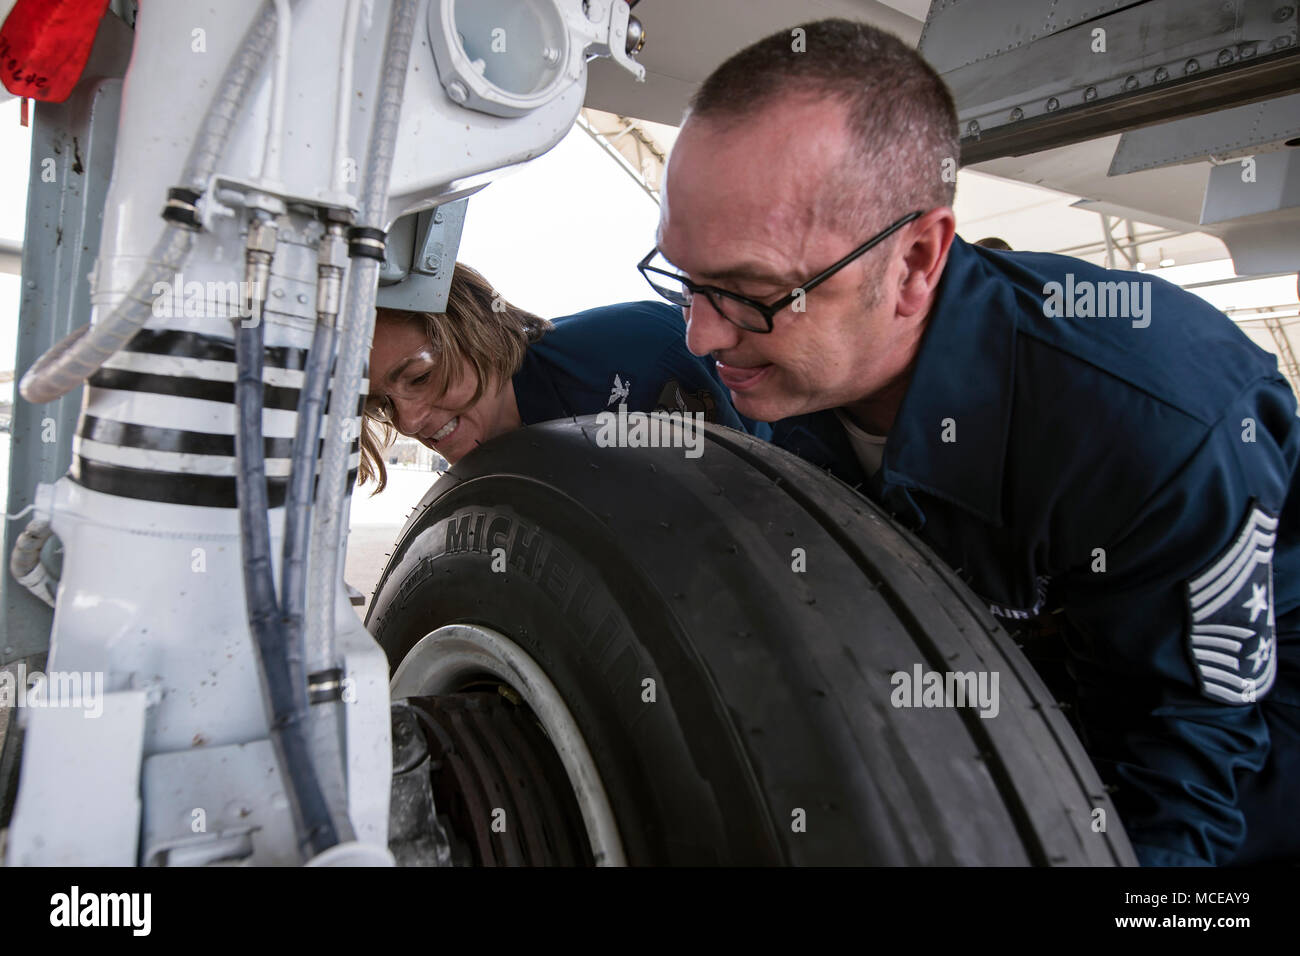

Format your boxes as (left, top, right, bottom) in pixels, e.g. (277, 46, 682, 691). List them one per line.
(897, 207, 956, 318)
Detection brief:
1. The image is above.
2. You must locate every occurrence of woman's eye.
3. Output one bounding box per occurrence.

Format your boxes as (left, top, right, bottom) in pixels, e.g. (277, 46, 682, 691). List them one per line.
(409, 371, 431, 387)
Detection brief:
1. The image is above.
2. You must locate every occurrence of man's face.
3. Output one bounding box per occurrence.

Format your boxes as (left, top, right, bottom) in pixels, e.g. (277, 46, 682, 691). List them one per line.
(658, 94, 914, 424)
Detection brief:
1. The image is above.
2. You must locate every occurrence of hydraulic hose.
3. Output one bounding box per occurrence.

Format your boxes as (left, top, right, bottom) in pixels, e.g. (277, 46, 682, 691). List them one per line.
(279, 224, 350, 847)
(234, 263, 338, 859)
(281, 291, 338, 666)
(8, 517, 55, 608)
(19, 0, 287, 405)
(307, 0, 420, 669)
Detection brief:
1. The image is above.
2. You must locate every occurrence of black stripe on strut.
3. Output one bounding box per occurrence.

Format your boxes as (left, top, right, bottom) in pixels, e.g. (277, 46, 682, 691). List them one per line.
(79, 414, 295, 459)
(123, 328, 311, 371)
(70, 458, 360, 509)
(88, 367, 304, 411)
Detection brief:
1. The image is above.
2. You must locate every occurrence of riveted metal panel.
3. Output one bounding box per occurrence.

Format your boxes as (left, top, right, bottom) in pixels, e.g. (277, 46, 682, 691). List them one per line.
(1110, 92, 1300, 173)
(919, 0, 1140, 73)
(921, 0, 1299, 163)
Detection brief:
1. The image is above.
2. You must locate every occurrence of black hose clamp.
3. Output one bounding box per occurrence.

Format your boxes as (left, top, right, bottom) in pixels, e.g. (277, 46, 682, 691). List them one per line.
(162, 187, 203, 229)
(348, 226, 387, 261)
(308, 667, 346, 704)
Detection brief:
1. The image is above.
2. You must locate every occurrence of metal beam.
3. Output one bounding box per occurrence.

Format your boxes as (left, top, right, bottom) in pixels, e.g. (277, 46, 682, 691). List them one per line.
(921, 0, 1300, 166)
(1050, 226, 1181, 262)
(2, 15, 133, 667)
(1182, 271, 1298, 291)
(960, 47, 1300, 164)
(0, 10, 134, 831)
(1110, 92, 1300, 175)
(576, 109, 663, 204)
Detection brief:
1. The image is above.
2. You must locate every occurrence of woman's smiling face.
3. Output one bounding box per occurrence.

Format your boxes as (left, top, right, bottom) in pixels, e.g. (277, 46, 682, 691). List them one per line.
(367, 313, 518, 463)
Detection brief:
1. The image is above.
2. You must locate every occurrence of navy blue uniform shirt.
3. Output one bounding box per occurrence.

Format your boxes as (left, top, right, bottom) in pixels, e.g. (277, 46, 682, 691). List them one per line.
(772, 235, 1300, 866)
(512, 299, 771, 438)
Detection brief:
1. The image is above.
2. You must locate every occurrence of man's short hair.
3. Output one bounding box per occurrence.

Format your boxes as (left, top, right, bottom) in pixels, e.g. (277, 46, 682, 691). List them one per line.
(686, 18, 959, 238)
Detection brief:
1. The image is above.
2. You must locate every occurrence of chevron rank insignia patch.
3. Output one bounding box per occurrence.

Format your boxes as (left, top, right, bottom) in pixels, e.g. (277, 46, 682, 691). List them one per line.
(1186, 504, 1278, 705)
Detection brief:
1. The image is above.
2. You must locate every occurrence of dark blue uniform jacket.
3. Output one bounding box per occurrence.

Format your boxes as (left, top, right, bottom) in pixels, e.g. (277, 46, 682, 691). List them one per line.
(512, 300, 771, 439)
(772, 235, 1300, 866)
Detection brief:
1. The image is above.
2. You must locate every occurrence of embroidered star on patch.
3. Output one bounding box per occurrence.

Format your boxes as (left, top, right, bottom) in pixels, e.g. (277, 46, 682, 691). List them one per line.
(1185, 504, 1278, 705)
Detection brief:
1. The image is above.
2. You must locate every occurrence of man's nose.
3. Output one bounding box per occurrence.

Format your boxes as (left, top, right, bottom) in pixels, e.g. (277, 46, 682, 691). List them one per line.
(684, 293, 742, 357)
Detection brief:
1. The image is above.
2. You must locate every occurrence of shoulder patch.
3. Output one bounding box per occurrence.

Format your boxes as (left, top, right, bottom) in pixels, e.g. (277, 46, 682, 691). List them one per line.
(1185, 504, 1278, 705)
(607, 374, 630, 407)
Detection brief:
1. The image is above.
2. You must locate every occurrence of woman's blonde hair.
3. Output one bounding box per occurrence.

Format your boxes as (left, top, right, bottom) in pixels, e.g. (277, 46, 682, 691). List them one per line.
(360, 262, 550, 492)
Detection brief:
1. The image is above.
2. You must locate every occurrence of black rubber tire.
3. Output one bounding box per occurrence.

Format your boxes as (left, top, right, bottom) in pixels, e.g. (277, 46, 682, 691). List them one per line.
(366, 418, 1136, 866)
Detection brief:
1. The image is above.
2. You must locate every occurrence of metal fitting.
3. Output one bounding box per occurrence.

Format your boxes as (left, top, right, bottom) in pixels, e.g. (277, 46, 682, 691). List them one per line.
(242, 214, 279, 325)
(315, 223, 349, 327)
(322, 206, 355, 226)
(316, 223, 349, 271)
(243, 190, 287, 218)
(626, 16, 646, 55)
(245, 216, 279, 256)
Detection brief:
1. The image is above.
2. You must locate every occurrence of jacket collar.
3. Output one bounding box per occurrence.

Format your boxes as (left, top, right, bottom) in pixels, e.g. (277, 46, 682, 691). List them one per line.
(875, 235, 1017, 527)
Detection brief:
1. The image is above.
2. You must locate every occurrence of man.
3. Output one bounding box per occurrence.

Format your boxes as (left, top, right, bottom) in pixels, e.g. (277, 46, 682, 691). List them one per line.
(642, 18, 1299, 866)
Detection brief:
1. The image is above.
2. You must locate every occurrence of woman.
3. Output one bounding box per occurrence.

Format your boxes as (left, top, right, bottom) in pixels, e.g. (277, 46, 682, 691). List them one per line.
(361, 262, 768, 492)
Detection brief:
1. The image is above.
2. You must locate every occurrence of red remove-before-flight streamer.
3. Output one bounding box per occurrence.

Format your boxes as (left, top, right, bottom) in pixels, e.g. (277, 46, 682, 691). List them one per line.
(0, 0, 112, 103)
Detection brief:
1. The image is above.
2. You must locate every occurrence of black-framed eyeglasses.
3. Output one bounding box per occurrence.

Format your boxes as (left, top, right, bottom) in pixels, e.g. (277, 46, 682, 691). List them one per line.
(637, 210, 922, 333)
